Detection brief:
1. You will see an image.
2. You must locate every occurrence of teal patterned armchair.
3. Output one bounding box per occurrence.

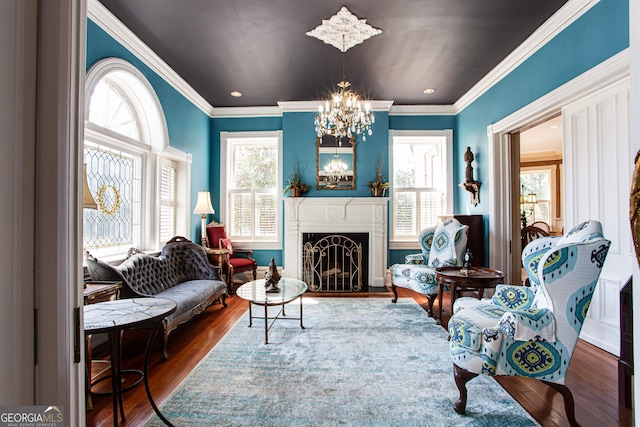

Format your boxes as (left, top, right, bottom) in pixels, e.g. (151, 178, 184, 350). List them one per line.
(448, 220, 610, 426)
(389, 218, 468, 317)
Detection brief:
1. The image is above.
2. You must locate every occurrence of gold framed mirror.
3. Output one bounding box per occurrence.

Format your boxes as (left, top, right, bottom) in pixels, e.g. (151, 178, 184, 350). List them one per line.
(316, 135, 356, 190)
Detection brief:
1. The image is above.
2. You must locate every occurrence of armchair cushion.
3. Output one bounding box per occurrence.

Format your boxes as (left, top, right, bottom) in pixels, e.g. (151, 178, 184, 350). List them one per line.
(428, 218, 465, 268)
(491, 285, 536, 310)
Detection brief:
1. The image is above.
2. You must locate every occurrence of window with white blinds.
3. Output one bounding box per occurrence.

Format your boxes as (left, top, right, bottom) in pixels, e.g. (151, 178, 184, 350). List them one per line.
(222, 133, 281, 243)
(159, 162, 176, 244)
(391, 131, 452, 243)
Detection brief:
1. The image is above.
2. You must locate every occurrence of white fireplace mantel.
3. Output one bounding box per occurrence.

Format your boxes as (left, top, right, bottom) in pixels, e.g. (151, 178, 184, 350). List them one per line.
(283, 197, 389, 287)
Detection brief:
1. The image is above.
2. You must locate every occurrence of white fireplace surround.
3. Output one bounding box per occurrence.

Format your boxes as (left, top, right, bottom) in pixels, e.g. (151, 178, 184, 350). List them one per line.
(283, 197, 389, 287)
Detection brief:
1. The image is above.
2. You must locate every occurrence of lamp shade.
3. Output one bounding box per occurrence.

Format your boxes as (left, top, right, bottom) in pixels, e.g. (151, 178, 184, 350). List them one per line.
(525, 193, 538, 204)
(83, 164, 98, 210)
(193, 191, 215, 215)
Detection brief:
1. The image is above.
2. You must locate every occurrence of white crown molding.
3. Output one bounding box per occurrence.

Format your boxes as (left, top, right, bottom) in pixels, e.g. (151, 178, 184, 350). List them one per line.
(389, 105, 456, 116)
(87, 0, 215, 117)
(454, 0, 600, 113)
(211, 106, 283, 118)
(278, 100, 393, 113)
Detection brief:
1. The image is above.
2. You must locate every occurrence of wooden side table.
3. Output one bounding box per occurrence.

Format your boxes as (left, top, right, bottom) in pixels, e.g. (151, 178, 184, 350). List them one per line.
(434, 266, 505, 323)
(204, 247, 230, 291)
(83, 281, 121, 411)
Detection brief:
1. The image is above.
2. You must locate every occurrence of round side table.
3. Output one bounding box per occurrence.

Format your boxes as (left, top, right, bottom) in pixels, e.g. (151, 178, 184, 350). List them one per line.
(434, 266, 505, 324)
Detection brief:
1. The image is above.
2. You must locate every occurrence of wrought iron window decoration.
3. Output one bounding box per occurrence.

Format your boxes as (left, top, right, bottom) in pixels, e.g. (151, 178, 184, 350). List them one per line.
(459, 147, 481, 206)
(307, 7, 381, 142)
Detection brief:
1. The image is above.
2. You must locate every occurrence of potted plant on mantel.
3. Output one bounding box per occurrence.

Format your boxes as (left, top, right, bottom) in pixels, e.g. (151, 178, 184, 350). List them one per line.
(369, 157, 390, 197)
(283, 163, 311, 197)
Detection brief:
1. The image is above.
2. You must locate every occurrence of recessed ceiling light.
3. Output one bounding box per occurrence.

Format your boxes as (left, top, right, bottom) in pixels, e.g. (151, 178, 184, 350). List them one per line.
(551, 125, 559, 129)
(230, 91, 242, 97)
(423, 88, 435, 94)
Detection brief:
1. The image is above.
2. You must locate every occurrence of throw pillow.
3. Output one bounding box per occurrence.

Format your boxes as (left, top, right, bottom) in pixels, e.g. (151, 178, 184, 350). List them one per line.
(427, 219, 463, 268)
(219, 238, 234, 256)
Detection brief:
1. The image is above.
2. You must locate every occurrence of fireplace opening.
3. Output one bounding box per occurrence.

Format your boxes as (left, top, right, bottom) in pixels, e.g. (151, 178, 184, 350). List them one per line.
(302, 233, 369, 292)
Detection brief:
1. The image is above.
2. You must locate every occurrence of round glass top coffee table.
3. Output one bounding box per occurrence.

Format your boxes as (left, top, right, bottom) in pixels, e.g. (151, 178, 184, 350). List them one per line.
(236, 278, 307, 344)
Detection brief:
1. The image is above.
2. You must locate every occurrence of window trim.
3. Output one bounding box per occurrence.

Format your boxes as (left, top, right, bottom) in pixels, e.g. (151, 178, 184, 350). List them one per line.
(220, 130, 283, 250)
(389, 129, 453, 250)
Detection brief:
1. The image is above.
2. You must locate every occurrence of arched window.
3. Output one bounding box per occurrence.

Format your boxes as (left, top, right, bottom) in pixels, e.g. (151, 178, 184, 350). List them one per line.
(84, 58, 191, 258)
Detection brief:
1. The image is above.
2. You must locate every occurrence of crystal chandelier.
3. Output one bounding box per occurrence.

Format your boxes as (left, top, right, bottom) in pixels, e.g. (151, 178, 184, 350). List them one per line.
(314, 46, 375, 141)
(307, 7, 381, 142)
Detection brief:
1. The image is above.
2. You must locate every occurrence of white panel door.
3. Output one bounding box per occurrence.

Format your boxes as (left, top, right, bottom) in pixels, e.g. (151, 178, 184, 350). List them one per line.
(563, 77, 632, 356)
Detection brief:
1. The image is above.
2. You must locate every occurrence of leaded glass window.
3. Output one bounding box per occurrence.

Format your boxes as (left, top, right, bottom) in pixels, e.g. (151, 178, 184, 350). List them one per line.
(83, 142, 141, 251)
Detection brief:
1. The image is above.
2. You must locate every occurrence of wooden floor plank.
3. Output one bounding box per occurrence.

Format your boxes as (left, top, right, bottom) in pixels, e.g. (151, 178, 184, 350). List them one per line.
(86, 288, 633, 427)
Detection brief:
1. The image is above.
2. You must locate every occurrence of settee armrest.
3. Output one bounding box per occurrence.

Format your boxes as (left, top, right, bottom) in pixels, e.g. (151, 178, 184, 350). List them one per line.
(404, 253, 425, 265)
(498, 308, 556, 342)
(491, 285, 536, 310)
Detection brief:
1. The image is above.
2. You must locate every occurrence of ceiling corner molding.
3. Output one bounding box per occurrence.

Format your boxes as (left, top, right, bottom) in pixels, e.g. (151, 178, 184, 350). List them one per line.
(211, 106, 283, 119)
(389, 105, 456, 116)
(87, 0, 215, 117)
(491, 48, 629, 134)
(454, 0, 600, 114)
(278, 100, 393, 113)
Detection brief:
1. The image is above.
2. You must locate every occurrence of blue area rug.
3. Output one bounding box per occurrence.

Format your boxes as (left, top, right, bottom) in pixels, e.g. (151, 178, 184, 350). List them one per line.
(145, 298, 539, 426)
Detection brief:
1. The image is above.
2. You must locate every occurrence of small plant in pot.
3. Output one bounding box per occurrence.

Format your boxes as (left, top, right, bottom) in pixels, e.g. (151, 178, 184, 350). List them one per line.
(283, 163, 310, 197)
(369, 157, 390, 197)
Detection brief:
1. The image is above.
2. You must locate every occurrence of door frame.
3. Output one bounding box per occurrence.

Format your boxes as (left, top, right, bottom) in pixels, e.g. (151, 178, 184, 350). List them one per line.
(488, 50, 630, 280)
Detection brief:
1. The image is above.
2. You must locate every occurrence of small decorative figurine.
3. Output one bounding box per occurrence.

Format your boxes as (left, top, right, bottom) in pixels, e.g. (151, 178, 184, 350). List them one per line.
(264, 258, 281, 293)
(460, 249, 476, 277)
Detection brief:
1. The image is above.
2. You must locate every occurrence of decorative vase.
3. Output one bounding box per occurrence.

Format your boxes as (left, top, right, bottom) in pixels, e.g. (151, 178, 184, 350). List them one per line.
(290, 187, 301, 197)
(371, 187, 386, 197)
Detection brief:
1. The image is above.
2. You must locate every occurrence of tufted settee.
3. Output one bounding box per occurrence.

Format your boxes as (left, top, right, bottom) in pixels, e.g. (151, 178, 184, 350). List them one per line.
(85, 236, 227, 360)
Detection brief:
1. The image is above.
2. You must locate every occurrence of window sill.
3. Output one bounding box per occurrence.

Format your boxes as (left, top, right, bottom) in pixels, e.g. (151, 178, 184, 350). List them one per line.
(389, 241, 421, 251)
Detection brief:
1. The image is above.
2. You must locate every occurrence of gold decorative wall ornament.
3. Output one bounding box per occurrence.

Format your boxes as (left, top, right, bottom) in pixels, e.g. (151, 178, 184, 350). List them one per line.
(97, 184, 121, 216)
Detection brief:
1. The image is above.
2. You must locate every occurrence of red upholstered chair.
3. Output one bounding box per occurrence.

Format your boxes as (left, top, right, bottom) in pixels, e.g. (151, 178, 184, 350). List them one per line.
(204, 223, 257, 293)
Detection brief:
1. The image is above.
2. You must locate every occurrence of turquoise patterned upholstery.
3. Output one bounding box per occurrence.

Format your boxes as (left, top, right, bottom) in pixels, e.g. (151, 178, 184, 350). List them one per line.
(389, 219, 468, 315)
(448, 220, 611, 421)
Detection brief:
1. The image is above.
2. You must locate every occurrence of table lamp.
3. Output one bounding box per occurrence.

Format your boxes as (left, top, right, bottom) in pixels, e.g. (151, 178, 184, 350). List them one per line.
(193, 191, 215, 246)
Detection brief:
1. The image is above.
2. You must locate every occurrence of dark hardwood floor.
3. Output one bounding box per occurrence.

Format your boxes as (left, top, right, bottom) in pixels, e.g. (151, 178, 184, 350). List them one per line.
(86, 288, 633, 427)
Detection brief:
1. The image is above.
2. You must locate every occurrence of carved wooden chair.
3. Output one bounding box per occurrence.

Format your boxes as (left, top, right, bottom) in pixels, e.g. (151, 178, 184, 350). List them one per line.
(204, 223, 257, 293)
(448, 220, 610, 426)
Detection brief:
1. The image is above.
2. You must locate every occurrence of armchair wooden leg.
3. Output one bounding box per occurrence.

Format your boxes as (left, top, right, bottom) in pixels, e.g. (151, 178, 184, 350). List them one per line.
(426, 294, 436, 318)
(542, 380, 580, 427)
(390, 284, 399, 303)
(453, 364, 478, 414)
(251, 267, 257, 281)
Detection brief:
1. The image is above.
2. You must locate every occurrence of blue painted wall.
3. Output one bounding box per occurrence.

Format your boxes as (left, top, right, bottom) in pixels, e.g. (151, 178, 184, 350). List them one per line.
(86, 20, 211, 243)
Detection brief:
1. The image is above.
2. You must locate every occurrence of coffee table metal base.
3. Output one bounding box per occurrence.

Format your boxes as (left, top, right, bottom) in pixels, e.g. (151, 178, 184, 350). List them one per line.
(236, 278, 308, 344)
(247, 297, 305, 344)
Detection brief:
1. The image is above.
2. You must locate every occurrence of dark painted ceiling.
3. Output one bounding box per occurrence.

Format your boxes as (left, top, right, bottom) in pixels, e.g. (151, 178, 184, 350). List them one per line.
(97, 0, 568, 108)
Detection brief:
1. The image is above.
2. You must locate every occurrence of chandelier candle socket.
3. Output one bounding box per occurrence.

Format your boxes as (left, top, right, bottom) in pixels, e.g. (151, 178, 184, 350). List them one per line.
(307, 7, 381, 141)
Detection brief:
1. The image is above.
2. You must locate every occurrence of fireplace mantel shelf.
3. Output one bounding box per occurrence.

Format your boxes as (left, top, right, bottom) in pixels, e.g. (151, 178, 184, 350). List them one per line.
(283, 197, 389, 287)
